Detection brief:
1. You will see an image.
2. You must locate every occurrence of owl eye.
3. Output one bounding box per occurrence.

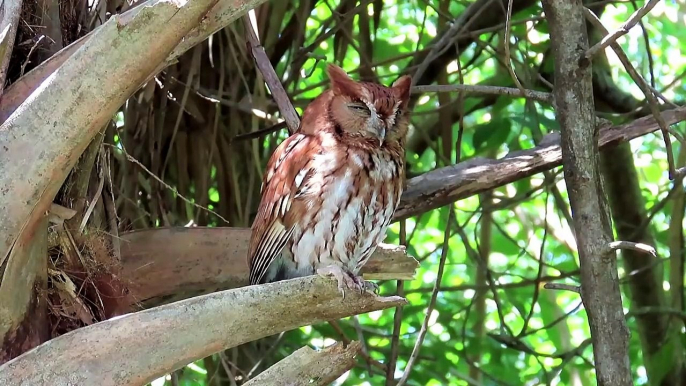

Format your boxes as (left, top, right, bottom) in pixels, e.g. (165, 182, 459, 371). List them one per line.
(348, 103, 370, 115)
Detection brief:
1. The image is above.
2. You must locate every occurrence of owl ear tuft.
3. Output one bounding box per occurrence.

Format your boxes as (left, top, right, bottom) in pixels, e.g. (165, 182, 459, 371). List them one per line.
(392, 75, 412, 105)
(327, 64, 359, 98)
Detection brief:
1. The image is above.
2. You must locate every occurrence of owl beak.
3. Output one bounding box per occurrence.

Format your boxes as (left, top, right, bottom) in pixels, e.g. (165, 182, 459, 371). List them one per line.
(377, 127, 386, 146)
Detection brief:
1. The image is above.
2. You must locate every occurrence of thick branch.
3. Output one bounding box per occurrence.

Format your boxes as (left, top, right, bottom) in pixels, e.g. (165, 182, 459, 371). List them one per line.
(244, 341, 362, 386)
(0, 0, 22, 94)
(0, 0, 269, 124)
(542, 0, 631, 384)
(394, 106, 686, 221)
(0, 0, 265, 266)
(120, 227, 419, 307)
(0, 276, 406, 385)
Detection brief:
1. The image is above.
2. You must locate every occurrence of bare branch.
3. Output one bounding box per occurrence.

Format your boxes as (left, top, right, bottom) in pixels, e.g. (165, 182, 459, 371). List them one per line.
(411, 84, 553, 104)
(397, 208, 453, 385)
(0, 276, 407, 385)
(120, 227, 419, 306)
(584, 0, 660, 60)
(583, 7, 679, 180)
(244, 342, 362, 386)
(544, 283, 581, 294)
(243, 10, 301, 134)
(394, 106, 686, 221)
(542, 0, 632, 383)
(606, 241, 657, 258)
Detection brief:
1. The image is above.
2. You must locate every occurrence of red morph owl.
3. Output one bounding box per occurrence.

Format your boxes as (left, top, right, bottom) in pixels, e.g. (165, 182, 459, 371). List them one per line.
(247, 64, 411, 297)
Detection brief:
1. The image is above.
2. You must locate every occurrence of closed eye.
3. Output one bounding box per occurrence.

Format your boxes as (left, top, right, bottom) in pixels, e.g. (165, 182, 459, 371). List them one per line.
(348, 103, 370, 115)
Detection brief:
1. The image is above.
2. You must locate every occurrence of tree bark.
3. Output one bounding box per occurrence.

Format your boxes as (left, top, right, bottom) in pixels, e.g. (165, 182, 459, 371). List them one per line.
(602, 144, 686, 385)
(120, 227, 418, 307)
(541, 0, 632, 384)
(0, 276, 406, 386)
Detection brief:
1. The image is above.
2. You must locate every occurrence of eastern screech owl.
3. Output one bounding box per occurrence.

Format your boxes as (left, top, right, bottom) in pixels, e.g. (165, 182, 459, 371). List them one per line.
(247, 64, 411, 296)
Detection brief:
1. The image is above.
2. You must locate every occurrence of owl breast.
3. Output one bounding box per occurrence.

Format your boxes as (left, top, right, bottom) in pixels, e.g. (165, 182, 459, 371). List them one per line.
(265, 135, 404, 282)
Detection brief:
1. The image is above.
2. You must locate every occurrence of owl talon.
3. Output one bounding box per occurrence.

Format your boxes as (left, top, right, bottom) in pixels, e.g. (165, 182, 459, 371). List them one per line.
(317, 265, 376, 298)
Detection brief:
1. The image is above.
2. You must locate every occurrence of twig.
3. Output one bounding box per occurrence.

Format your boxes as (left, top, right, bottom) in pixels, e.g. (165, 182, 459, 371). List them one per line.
(396, 207, 454, 386)
(411, 84, 553, 104)
(503, 0, 528, 98)
(104, 143, 231, 225)
(584, 0, 660, 60)
(243, 11, 300, 134)
(544, 283, 581, 294)
(583, 8, 680, 180)
(605, 241, 657, 258)
(386, 221, 407, 386)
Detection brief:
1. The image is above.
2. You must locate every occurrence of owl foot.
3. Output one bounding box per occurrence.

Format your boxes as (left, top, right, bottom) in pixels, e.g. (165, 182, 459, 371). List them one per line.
(317, 265, 377, 299)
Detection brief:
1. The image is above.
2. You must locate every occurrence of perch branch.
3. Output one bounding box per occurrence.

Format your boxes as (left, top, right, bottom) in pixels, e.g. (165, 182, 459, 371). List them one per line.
(243, 11, 300, 134)
(0, 0, 263, 267)
(542, 0, 632, 383)
(0, 0, 270, 124)
(120, 227, 419, 307)
(0, 276, 406, 385)
(244, 341, 362, 386)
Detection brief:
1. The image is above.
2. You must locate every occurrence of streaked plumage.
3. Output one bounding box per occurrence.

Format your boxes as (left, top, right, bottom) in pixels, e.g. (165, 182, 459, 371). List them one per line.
(247, 64, 411, 295)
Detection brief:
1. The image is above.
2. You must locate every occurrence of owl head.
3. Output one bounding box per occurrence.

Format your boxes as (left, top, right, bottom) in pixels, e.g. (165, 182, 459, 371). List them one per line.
(323, 64, 411, 148)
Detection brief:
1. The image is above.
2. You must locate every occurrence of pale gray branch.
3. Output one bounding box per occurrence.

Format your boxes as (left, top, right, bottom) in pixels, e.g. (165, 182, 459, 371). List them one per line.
(0, 276, 406, 385)
(606, 241, 657, 258)
(244, 341, 362, 386)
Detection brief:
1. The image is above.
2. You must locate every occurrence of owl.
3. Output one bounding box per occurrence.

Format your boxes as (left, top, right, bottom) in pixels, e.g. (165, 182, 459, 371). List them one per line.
(247, 64, 411, 297)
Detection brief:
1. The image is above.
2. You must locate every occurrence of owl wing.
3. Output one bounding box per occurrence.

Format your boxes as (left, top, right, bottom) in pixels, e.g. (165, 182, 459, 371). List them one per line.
(247, 133, 318, 285)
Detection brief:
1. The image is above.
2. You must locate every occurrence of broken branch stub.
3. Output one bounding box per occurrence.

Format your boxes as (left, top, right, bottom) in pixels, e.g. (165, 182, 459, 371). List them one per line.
(244, 341, 362, 386)
(119, 226, 419, 307)
(0, 276, 407, 386)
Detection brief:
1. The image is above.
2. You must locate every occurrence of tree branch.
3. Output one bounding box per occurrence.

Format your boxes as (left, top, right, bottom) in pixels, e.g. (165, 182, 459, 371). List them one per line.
(243, 11, 300, 134)
(0, 276, 406, 385)
(244, 341, 362, 386)
(394, 106, 686, 221)
(583, 0, 660, 60)
(120, 227, 419, 307)
(411, 84, 553, 105)
(542, 0, 632, 383)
